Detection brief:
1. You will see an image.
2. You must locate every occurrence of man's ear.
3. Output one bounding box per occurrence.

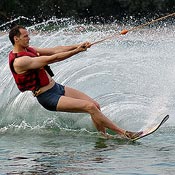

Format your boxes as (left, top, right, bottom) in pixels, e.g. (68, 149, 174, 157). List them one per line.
(14, 36, 19, 42)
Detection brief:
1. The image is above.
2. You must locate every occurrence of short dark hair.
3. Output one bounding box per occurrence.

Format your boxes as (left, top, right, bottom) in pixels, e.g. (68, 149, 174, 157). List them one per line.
(9, 25, 26, 45)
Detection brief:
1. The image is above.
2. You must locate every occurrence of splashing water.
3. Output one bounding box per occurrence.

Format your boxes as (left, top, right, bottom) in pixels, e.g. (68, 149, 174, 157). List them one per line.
(0, 17, 175, 175)
(0, 17, 175, 134)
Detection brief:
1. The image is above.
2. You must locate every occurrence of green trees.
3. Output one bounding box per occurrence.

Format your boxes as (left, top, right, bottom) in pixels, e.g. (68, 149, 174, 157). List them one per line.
(0, 0, 175, 25)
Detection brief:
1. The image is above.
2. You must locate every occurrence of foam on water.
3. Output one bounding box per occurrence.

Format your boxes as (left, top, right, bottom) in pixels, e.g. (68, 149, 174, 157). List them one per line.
(0, 17, 175, 135)
(0, 17, 175, 175)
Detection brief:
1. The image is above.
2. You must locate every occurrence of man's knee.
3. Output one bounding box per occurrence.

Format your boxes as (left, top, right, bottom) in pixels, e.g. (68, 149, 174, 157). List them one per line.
(90, 100, 100, 110)
(94, 101, 101, 110)
(86, 102, 99, 113)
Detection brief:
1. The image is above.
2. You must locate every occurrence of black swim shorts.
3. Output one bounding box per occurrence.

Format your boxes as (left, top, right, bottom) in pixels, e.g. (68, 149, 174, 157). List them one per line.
(36, 83, 65, 111)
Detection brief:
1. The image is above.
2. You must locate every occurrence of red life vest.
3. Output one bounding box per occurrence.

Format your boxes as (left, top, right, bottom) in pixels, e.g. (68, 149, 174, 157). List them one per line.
(9, 47, 50, 92)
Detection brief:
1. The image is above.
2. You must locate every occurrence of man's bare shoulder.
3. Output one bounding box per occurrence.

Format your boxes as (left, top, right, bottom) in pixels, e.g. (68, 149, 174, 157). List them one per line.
(14, 55, 32, 64)
(13, 56, 32, 73)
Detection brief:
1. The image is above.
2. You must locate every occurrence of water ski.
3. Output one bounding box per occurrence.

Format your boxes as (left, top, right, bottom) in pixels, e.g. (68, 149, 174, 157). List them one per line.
(131, 115, 169, 141)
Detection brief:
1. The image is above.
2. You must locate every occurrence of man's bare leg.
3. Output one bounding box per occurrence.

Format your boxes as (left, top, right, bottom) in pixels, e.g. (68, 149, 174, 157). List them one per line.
(56, 86, 125, 136)
(63, 86, 107, 135)
(64, 87, 101, 109)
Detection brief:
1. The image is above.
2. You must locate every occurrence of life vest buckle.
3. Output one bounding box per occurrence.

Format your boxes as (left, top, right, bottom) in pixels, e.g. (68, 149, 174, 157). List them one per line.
(33, 89, 41, 97)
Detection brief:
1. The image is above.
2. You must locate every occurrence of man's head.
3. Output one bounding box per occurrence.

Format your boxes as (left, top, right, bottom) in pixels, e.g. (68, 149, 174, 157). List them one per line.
(9, 25, 30, 47)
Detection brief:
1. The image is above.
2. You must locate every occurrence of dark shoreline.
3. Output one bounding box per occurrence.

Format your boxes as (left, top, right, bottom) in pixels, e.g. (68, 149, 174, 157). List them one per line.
(0, 0, 175, 29)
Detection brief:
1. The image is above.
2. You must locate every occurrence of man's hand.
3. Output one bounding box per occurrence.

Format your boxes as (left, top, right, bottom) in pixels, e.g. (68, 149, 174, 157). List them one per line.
(76, 42, 91, 52)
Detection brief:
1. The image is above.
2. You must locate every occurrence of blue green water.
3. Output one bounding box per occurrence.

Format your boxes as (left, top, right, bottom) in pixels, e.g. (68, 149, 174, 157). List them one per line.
(0, 18, 175, 174)
(0, 129, 174, 174)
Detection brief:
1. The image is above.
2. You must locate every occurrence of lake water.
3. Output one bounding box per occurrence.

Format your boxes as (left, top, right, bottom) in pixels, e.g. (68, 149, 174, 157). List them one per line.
(0, 18, 175, 174)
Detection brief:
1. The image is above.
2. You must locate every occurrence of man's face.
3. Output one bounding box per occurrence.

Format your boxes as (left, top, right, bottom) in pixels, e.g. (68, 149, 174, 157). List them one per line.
(15, 28, 30, 48)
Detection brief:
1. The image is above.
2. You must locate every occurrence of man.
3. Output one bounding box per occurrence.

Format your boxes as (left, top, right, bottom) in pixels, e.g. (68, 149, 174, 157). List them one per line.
(8, 25, 142, 139)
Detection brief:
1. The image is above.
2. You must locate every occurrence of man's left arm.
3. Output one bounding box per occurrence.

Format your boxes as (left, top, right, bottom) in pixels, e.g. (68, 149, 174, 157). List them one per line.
(33, 44, 81, 56)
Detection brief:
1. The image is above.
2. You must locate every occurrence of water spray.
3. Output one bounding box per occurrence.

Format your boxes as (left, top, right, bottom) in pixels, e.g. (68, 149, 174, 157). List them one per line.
(91, 12, 175, 46)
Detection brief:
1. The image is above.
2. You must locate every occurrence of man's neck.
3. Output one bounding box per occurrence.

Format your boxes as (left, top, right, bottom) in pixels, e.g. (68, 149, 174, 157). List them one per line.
(13, 45, 27, 53)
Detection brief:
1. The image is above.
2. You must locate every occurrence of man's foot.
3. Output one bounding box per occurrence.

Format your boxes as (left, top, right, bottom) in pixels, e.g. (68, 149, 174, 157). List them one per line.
(100, 132, 114, 139)
(124, 131, 143, 140)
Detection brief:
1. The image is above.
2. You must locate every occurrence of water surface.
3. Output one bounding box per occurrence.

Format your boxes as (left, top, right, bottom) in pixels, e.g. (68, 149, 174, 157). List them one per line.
(0, 18, 175, 174)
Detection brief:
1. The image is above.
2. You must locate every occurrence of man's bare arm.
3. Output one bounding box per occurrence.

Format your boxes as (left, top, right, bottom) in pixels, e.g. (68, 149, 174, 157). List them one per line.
(33, 44, 81, 56)
(14, 42, 89, 74)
